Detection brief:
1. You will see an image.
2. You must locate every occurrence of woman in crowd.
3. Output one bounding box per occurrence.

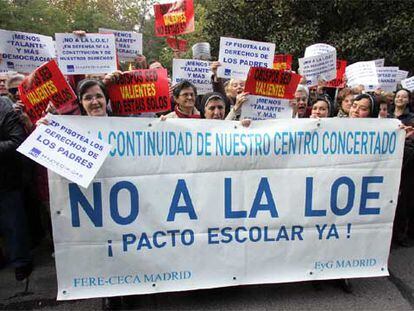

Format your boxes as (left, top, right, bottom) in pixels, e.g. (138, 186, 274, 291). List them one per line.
(391, 89, 414, 125)
(162, 80, 200, 119)
(310, 96, 330, 118)
(200, 92, 227, 120)
(335, 88, 354, 118)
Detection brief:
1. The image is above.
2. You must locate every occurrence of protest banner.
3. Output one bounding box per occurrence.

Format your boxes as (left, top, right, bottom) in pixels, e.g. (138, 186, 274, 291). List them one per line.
(107, 68, 170, 115)
(192, 42, 211, 60)
(167, 37, 188, 52)
(217, 37, 275, 80)
(401, 76, 414, 92)
(18, 60, 77, 124)
(376, 67, 399, 92)
(18, 114, 111, 188)
(299, 44, 337, 87)
(48, 117, 404, 300)
(324, 60, 347, 88)
(172, 59, 212, 95)
(0, 29, 55, 73)
(396, 70, 409, 83)
(55, 33, 117, 74)
(154, 0, 194, 37)
(98, 28, 142, 61)
(273, 54, 293, 70)
(345, 61, 379, 91)
(242, 67, 300, 120)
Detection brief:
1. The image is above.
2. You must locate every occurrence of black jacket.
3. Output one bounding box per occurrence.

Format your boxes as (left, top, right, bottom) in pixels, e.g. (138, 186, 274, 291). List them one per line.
(0, 97, 26, 191)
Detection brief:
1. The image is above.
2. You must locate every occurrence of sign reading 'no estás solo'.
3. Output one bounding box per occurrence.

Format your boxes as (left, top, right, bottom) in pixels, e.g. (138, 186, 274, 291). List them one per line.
(154, 0, 194, 37)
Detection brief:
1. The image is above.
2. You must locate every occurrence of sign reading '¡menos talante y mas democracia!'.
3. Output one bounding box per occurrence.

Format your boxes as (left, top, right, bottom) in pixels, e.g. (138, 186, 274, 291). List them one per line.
(48, 117, 404, 300)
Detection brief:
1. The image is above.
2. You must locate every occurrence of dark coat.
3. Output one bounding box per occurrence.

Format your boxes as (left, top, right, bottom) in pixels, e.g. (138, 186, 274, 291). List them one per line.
(0, 97, 26, 191)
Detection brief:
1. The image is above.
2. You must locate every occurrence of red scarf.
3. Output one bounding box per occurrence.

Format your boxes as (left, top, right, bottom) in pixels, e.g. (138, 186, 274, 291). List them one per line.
(174, 105, 200, 119)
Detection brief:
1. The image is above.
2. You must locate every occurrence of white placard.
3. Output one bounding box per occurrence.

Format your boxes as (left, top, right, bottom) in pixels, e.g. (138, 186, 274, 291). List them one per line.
(17, 115, 111, 188)
(299, 50, 337, 87)
(345, 61, 379, 91)
(240, 95, 292, 120)
(98, 28, 142, 61)
(373, 58, 385, 67)
(192, 42, 211, 60)
(401, 76, 414, 92)
(55, 33, 117, 74)
(172, 59, 212, 95)
(48, 117, 404, 301)
(217, 37, 275, 80)
(396, 70, 409, 83)
(0, 29, 55, 73)
(376, 67, 399, 92)
(304, 43, 336, 58)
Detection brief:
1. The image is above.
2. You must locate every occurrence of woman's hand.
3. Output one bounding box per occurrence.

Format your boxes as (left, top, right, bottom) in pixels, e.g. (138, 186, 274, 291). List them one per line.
(234, 92, 249, 111)
(103, 70, 123, 85)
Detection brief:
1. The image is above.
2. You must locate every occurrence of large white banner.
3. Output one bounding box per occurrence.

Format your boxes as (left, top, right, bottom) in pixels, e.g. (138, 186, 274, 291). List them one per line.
(172, 59, 213, 95)
(0, 29, 55, 73)
(49, 117, 404, 300)
(217, 37, 275, 79)
(55, 33, 117, 74)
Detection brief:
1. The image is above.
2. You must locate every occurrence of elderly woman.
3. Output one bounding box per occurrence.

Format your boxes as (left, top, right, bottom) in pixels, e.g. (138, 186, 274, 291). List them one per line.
(200, 92, 227, 120)
(163, 80, 200, 119)
(336, 88, 354, 118)
(310, 96, 330, 118)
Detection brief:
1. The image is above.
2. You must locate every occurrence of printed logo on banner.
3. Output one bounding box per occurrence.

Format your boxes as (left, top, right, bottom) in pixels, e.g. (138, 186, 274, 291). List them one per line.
(29, 147, 41, 158)
(67, 65, 75, 73)
(7, 62, 14, 69)
(225, 69, 231, 76)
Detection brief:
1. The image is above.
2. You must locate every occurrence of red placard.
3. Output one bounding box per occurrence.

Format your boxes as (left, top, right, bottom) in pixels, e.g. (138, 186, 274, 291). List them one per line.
(324, 60, 347, 88)
(154, 0, 194, 37)
(107, 69, 171, 115)
(18, 59, 77, 123)
(273, 54, 293, 70)
(244, 67, 302, 99)
(166, 37, 188, 52)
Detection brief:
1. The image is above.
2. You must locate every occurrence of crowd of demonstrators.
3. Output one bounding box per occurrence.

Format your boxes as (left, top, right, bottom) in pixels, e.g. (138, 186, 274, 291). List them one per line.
(1, 30, 414, 310)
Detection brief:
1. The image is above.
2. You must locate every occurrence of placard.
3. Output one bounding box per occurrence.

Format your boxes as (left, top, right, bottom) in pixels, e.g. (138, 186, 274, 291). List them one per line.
(0, 29, 55, 73)
(324, 60, 347, 88)
(98, 28, 142, 61)
(217, 37, 275, 80)
(192, 42, 210, 60)
(345, 61, 379, 91)
(396, 70, 409, 83)
(241, 95, 292, 120)
(17, 114, 111, 188)
(18, 59, 77, 124)
(401, 76, 414, 92)
(244, 67, 302, 99)
(376, 67, 398, 92)
(172, 59, 212, 95)
(55, 33, 117, 74)
(107, 68, 170, 115)
(273, 54, 293, 70)
(167, 37, 188, 52)
(154, 0, 194, 37)
(299, 50, 336, 87)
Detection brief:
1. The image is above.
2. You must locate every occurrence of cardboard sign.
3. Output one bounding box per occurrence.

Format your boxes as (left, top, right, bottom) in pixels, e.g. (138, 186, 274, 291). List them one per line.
(273, 54, 293, 70)
(324, 60, 347, 88)
(167, 37, 188, 52)
(217, 37, 275, 80)
(47, 117, 404, 300)
(154, 0, 195, 37)
(304, 43, 336, 57)
(17, 114, 111, 188)
(241, 95, 292, 120)
(172, 59, 212, 95)
(376, 67, 399, 92)
(192, 42, 211, 60)
(244, 67, 302, 100)
(55, 33, 117, 74)
(0, 29, 55, 73)
(299, 51, 336, 87)
(107, 68, 170, 115)
(373, 58, 385, 67)
(401, 76, 414, 92)
(345, 61, 379, 91)
(396, 70, 409, 83)
(18, 60, 77, 124)
(98, 28, 143, 61)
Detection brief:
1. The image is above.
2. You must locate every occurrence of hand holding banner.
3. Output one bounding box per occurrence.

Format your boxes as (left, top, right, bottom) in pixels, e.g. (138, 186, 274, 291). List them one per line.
(18, 59, 77, 124)
(107, 69, 170, 115)
(154, 0, 195, 37)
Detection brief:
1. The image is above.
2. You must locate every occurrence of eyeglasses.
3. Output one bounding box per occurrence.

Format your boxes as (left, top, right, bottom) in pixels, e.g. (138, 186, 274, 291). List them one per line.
(8, 87, 18, 95)
(82, 93, 105, 101)
(179, 92, 195, 98)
